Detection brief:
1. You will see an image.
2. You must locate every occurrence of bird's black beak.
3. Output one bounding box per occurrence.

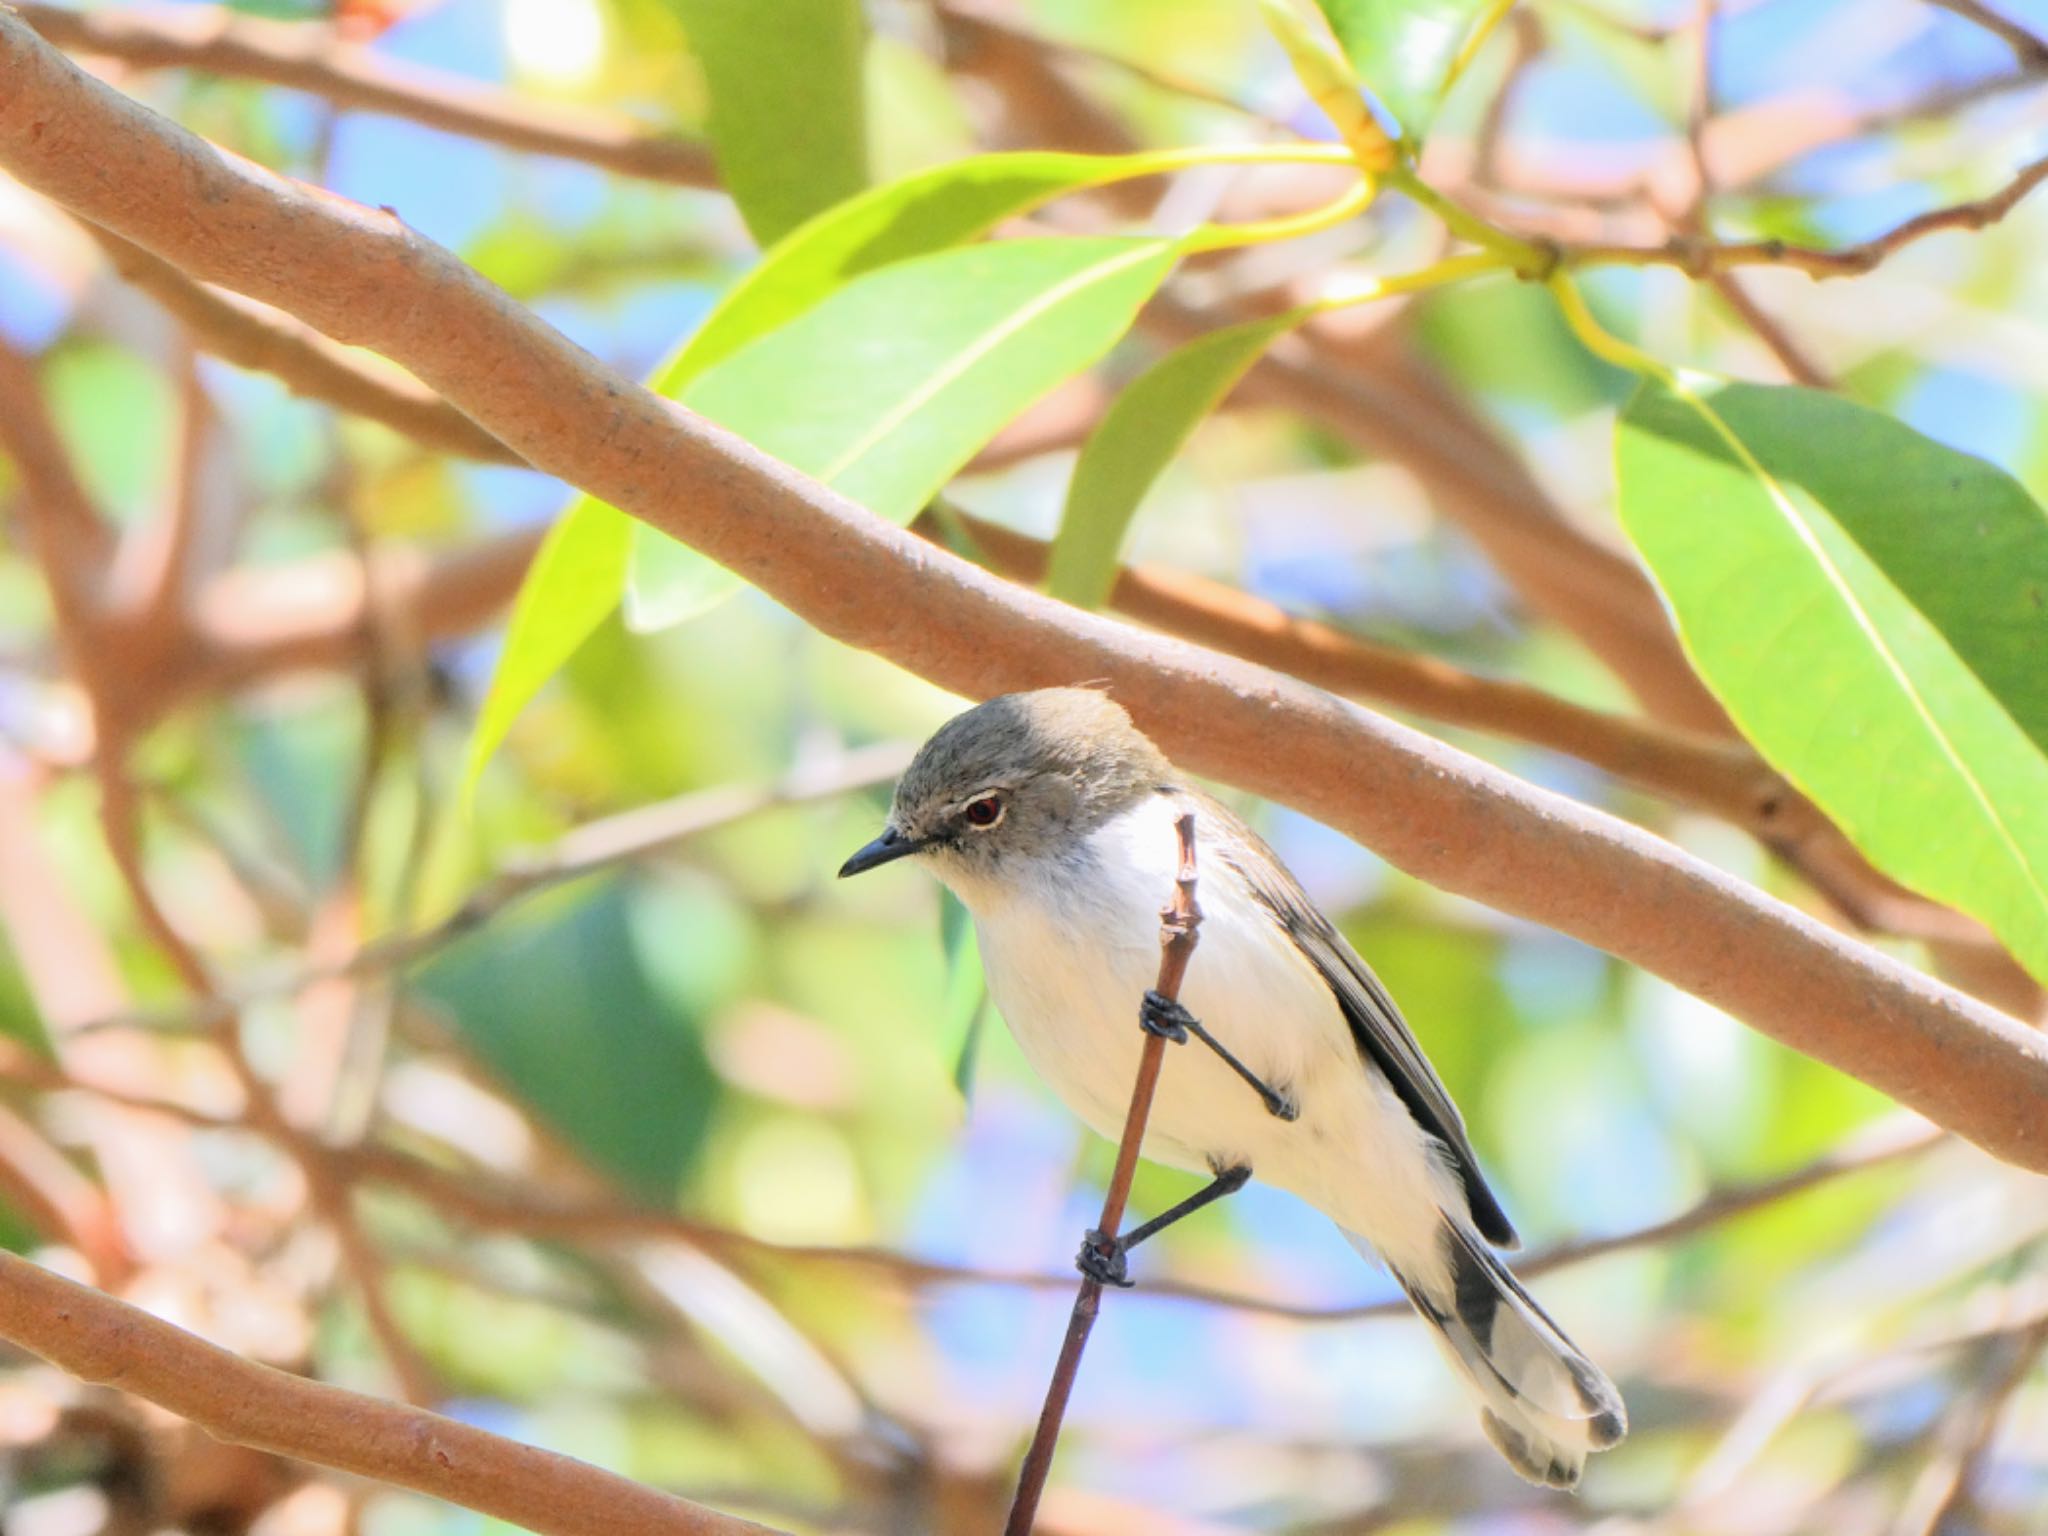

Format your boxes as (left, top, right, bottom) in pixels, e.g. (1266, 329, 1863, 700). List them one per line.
(838, 826, 926, 878)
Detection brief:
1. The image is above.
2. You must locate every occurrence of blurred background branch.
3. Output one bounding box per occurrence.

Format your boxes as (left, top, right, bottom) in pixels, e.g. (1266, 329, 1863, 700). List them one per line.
(0, 0, 2041, 1531)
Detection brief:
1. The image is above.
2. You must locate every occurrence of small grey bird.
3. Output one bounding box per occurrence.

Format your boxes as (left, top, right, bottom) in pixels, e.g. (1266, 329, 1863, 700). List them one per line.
(840, 688, 1625, 1487)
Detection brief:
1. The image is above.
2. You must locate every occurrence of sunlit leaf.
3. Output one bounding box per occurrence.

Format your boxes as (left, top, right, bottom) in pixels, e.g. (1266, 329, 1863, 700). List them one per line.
(1314, 0, 1495, 142)
(463, 498, 633, 790)
(667, 0, 869, 247)
(631, 235, 1180, 623)
(626, 151, 1219, 624)
(1617, 376, 2048, 984)
(1048, 310, 1304, 610)
(703, 237, 1176, 506)
(664, 151, 1185, 385)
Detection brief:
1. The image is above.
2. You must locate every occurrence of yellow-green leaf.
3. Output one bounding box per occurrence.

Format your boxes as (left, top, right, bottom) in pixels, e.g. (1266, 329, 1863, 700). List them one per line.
(463, 497, 633, 791)
(1048, 310, 1305, 610)
(667, 0, 869, 247)
(1617, 377, 2048, 983)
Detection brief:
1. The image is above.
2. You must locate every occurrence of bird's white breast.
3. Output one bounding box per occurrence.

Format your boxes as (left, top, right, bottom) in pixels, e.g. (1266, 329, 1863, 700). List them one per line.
(947, 798, 1356, 1184)
(939, 793, 1465, 1277)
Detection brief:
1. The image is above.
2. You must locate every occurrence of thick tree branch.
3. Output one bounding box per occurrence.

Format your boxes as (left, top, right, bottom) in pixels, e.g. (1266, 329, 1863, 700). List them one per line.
(12, 1, 718, 189)
(935, 515, 2010, 960)
(0, 1250, 783, 1536)
(944, 512, 1781, 825)
(2, 18, 2042, 1172)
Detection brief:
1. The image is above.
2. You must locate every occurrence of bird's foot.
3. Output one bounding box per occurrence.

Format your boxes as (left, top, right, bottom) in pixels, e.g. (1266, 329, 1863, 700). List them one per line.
(1139, 989, 1193, 1043)
(1075, 1229, 1133, 1288)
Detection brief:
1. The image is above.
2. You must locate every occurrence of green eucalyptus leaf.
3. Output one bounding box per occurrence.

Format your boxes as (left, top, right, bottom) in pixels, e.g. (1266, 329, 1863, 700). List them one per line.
(1048, 309, 1304, 610)
(1314, 0, 1495, 142)
(667, 0, 869, 248)
(664, 150, 1188, 387)
(630, 235, 1180, 623)
(625, 151, 1214, 624)
(1617, 376, 2048, 984)
(463, 498, 633, 792)
(691, 237, 1178, 513)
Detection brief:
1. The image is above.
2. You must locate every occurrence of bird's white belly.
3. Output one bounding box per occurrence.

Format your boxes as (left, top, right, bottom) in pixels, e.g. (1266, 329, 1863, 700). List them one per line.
(954, 798, 1450, 1266)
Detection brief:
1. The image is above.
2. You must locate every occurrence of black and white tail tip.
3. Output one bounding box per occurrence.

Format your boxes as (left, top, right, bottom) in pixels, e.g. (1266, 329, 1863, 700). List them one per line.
(1399, 1221, 1627, 1490)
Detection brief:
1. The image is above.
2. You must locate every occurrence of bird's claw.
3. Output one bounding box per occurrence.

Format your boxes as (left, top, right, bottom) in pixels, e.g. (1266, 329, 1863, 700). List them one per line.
(1265, 1089, 1301, 1122)
(1139, 989, 1194, 1043)
(1075, 1229, 1133, 1288)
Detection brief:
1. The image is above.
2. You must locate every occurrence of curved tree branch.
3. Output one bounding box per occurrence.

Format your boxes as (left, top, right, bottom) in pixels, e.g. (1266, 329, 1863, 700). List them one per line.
(1, 17, 2042, 1172)
(0, 1250, 783, 1536)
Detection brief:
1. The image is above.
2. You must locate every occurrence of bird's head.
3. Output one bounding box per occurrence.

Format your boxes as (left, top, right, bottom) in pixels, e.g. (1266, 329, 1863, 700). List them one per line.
(837, 688, 1172, 893)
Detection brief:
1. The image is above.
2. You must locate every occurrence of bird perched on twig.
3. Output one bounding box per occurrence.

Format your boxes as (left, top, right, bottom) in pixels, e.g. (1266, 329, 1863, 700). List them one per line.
(840, 687, 1626, 1488)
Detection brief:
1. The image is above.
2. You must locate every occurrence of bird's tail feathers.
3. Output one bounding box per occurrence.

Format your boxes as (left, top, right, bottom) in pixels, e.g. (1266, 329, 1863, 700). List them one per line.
(1366, 1219, 1626, 1489)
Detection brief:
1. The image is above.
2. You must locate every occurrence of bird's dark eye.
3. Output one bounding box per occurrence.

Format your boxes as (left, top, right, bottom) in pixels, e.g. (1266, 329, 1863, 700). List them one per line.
(963, 794, 1004, 829)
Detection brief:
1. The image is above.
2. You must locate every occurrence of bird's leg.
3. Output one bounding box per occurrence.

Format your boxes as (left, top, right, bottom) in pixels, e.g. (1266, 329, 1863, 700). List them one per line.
(1077, 1165, 1252, 1288)
(1139, 990, 1299, 1121)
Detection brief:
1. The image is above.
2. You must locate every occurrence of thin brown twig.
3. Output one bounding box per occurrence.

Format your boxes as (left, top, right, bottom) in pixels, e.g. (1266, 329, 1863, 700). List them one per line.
(934, 0, 1288, 128)
(1894, 1314, 2048, 1536)
(0, 1027, 1943, 1324)
(1672, 9, 1839, 423)
(1710, 273, 1834, 387)
(87, 226, 520, 465)
(63, 740, 913, 1040)
(279, 458, 404, 1139)
(92, 759, 442, 1404)
(0, 335, 110, 653)
(13, 0, 718, 189)
(1567, 154, 2048, 278)
(1471, 9, 1547, 186)
(1922, 0, 2048, 71)
(345, 1114, 1945, 1323)
(115, 335, 214, 630)
(1004, 811, 1203, 1535)
(0, 1100, 127, 1268)
(1142, 298, 1735, 737)
(0, 1039, 242, 1131)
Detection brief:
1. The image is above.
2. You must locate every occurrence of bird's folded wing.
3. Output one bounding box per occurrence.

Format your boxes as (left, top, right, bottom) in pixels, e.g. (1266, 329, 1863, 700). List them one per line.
(1215, 824, 1521, 1250)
